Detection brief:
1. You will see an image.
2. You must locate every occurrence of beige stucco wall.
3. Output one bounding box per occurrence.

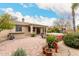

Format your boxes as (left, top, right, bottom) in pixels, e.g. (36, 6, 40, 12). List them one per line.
(0, 25, 30, 41)
(0, 30, 11, 42)
(0, 25, 48, 42)
(13, 33, 26, 39)
(22, 26, 31, 36)
(10, 26, 29, 39)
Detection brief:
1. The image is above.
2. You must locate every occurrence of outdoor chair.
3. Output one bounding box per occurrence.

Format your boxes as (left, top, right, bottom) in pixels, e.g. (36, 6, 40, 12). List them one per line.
(41, 33, 46, 38)
(7, 33, 15, 40)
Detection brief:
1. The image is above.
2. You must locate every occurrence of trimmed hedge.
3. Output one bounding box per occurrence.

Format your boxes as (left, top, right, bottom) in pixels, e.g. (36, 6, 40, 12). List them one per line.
(63, 33, 79, 49)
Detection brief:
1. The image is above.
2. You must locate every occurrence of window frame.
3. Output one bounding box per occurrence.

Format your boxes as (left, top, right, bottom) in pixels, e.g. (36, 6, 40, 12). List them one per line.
(16, 25, 22, 32)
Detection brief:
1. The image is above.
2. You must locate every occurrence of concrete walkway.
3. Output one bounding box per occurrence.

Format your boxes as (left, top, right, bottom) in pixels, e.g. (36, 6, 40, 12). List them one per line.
(0, 36, 79, 56)
(54, 41, 79, 56)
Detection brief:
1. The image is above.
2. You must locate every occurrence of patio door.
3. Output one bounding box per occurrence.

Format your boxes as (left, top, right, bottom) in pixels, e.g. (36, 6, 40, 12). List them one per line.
(36, 27, 40, 34)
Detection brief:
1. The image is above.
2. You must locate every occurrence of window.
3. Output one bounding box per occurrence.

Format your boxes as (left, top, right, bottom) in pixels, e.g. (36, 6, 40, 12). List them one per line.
(16, 25, 22, 32)
(28, 26, 30, 32)
(33, 27, 35, 32)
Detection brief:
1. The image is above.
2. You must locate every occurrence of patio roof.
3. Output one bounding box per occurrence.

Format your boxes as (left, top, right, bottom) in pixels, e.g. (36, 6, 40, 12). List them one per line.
(15, 21, 48, 27)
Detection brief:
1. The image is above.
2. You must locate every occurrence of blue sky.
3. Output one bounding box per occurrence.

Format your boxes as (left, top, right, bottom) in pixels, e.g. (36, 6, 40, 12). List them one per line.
(0, 3, 74, 26)
(0, 3, 62, 18)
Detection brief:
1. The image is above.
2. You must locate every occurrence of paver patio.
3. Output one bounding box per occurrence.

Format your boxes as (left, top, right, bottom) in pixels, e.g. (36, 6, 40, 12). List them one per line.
(0, 36, 46, 56)
(0, 36, 79, 56)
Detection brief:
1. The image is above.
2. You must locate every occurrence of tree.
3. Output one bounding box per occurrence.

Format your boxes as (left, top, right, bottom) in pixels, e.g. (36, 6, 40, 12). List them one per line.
(53, 19, 71, 29)
(72, 3, 79, 32)
(0, 14, 15, 32)
(53, 19, 64, 28)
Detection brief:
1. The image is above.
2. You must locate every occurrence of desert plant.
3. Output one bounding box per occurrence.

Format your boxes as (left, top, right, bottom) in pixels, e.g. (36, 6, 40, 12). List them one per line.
(12, 48, 27, 56)
(64, 33, 79, 49)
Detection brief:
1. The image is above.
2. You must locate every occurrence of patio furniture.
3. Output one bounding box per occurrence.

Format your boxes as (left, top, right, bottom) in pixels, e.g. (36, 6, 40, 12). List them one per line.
(41, 33, 47, 38)
(7, 33, 15, 40)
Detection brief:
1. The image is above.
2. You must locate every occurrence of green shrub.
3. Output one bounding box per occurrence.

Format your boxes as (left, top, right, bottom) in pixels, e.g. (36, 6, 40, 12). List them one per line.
(46, 35, 56, 48)
(47, 30, 52, 33)
(52, 27, 60, 33)
(64, 33, 79, 49)
(31, 32, 36, 37)
(47, 27, 60, 33)
(12, 48, 27, 56)
(73, 32, 79, 39)
(46, 35, 56, 43)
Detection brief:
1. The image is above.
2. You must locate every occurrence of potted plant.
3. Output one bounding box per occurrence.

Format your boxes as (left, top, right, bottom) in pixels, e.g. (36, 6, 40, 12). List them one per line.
(42, 45, 52, 56)
(45, 48, 52, 56)
(31, 32, 36, 37)
(46, 35, 56, 48)
(43, 35, 56, 56)
(42, 45, 48, 54)
(52, 42, 58, 53)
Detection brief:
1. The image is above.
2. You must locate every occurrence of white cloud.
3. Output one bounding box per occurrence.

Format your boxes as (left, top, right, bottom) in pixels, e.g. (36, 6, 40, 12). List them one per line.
(20, 3, 28, 8)
(0, 7, 57, 26)
(0, 7, 58, 26)
(1, 8, 14, 13)
(36, 3, 72, 18)
(36, 3, 79, 27)
(24, 15, 56, 26)
(74, 8, 79, 26)
(15, 12, 23, 18)
(37, 3, 72, 13)
(20, 3, 33, 8)
(1, 8, 23, 21)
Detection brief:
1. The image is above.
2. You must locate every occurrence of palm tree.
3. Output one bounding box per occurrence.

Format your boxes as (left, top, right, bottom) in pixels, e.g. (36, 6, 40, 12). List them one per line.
(72, 3, 79, 32)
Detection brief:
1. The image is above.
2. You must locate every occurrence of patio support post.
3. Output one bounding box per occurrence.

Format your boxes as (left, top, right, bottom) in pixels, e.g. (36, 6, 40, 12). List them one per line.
(35, 28, 37, 34)
(30, 25, 33, 34)
(40, 27, 43, 34)
(46, 27, 48, 34)
(44, 27, 45, 34)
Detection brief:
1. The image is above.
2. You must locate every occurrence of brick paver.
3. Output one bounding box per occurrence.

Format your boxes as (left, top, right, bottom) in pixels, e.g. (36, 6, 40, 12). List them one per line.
(0, 36, 79, 56)
(0, 36, 46, 56)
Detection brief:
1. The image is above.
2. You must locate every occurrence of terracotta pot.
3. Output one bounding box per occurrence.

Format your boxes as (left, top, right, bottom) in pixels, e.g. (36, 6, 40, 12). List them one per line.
(45, 48, 52, 56)
(42, 45, 48, 54)
(52, 42, 58, 53)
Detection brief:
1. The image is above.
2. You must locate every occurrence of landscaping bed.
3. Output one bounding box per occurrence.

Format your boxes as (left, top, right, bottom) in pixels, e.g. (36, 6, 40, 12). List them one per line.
(47, 33, 64, 42)
(63, 32, 79, 49)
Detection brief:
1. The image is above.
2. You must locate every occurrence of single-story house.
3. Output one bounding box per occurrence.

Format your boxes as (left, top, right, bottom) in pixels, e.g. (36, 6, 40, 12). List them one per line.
(0, 19, 48, 41)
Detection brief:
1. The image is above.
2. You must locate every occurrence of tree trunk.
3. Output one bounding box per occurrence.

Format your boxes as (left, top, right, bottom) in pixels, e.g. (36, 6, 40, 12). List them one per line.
(72, 9, 76, 32)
